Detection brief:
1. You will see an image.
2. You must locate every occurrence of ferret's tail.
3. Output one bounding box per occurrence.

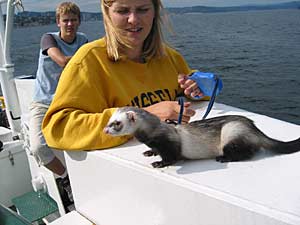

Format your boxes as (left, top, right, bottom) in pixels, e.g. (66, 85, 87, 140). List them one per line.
(263, 137, 300, 154)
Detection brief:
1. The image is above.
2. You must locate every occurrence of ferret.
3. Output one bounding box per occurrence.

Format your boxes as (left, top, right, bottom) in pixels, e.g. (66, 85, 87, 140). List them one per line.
(104, 107, 300, 168)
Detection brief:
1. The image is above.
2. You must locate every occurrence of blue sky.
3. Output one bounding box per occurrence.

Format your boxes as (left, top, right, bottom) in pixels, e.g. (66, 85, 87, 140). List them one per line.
(21, 0, 295, 12)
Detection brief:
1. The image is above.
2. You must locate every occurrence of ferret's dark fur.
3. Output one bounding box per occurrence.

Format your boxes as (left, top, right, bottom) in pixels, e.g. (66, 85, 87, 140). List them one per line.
(104, 107, 300, 168)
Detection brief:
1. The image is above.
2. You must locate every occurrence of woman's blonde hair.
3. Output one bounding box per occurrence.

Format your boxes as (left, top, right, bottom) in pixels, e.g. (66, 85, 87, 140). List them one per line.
(101, 0, 168, 61)
(56, 2, 81, 23)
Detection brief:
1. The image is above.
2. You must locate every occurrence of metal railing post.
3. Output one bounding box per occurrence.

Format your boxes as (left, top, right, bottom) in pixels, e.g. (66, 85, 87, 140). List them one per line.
(0, 0, 23, 139)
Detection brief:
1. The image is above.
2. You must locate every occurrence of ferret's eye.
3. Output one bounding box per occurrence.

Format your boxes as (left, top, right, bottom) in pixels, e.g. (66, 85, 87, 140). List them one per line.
(114, 121, 123, 131)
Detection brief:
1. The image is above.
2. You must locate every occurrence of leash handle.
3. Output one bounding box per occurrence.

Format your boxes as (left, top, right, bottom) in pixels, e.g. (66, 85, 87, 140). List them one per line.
(177, 76, 220, 122)
(189, 71, 222, 99)
(175, 74, 220, 124)
(188, 71, 222, 120)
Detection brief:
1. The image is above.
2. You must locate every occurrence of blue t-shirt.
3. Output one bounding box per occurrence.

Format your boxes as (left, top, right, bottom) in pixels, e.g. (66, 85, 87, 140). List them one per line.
(33, 32, 88, 105)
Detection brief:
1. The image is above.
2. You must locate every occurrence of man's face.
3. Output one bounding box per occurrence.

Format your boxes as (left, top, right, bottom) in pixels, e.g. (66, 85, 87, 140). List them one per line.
(57, 13, 80, 41)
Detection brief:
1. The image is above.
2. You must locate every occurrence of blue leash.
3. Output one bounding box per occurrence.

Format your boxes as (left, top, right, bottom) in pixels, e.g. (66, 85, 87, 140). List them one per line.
(177, 76, 220, 124)
(201, 76, 220, 120)
(177, 97, 185, 124)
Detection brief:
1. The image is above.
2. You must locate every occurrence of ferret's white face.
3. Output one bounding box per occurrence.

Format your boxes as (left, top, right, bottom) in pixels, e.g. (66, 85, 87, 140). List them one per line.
(104, 110, 139, 136)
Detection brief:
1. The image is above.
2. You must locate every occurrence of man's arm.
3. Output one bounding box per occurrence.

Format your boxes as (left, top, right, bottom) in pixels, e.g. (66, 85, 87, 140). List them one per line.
(41, 33, 71, 68)
(47, 47, 72, 68)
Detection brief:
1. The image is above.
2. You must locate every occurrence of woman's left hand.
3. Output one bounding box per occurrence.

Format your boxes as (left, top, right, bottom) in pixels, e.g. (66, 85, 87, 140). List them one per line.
(178, 73, 203, 98)
(144, 101, 195, 124)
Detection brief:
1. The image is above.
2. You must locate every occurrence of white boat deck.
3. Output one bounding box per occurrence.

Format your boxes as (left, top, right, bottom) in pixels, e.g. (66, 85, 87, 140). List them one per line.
(65, 102, 300, 225)
(49, 211, 94, 225)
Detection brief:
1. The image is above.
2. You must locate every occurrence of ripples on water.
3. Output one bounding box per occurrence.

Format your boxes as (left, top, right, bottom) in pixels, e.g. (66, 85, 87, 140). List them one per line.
(11, 9, 300, 125)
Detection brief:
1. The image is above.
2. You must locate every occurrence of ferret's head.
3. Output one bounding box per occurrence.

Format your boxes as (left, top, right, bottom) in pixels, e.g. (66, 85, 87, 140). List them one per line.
(104, 107, 141, 136)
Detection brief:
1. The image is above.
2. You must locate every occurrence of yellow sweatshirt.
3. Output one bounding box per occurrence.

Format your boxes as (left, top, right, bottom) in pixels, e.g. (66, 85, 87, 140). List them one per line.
(42, 38, 192, 150)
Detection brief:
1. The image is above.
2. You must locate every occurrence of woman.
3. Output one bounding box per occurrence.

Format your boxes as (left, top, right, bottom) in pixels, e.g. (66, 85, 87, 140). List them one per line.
(42, 0, 202, 150)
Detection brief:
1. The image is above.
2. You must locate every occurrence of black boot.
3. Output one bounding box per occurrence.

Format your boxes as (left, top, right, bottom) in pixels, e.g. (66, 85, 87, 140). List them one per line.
(56, 176, 74, 213)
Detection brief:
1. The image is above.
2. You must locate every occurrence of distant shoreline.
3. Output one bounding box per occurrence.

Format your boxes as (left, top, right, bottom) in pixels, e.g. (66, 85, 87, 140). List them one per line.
(11, 1, 300, 28)
(12, 11, 102, 28)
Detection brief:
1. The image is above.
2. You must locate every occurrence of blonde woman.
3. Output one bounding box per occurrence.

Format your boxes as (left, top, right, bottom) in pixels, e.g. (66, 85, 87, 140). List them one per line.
(43, 0, 202, 151)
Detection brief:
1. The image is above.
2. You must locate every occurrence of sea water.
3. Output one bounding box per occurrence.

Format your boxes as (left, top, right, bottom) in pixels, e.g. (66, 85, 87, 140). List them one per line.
(10, 9, 300, 125)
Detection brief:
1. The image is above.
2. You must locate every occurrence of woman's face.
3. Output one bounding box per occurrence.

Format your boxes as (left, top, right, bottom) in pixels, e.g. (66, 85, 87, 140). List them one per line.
(108, 0, 155, 50)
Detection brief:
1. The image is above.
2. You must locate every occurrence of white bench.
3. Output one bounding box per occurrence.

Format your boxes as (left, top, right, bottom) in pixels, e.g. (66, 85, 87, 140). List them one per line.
(66, 102, 300, 225)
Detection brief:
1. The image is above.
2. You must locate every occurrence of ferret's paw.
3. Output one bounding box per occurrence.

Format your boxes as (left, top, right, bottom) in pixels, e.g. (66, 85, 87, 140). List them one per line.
(151, 161, 167, 168)
(143, 149, 159, 157)
(215, 156, 231, 163)
(151, 160, 173, 168)
(143, 150, 156, 157)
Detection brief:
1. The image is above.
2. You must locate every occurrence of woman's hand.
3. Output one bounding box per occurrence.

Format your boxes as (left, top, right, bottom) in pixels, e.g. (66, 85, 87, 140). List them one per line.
(178, 73, 203, 98)
(144, 101, 195, 123)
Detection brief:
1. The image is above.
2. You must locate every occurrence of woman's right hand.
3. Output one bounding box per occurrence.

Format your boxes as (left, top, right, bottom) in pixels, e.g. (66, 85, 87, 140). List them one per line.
(144, 101, 195, 124)
(178, 73, 203, 98)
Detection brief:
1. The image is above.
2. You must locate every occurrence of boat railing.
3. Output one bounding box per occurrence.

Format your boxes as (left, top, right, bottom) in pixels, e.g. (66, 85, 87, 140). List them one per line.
(0, 0, 24, 139)
(0, 0, 68, 220)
